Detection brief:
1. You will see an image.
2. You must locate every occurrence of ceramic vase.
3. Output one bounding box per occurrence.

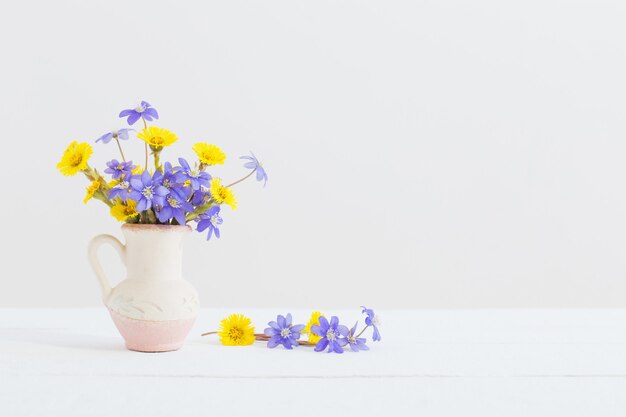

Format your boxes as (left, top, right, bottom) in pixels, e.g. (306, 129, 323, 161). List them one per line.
(88, 224, 198, 352)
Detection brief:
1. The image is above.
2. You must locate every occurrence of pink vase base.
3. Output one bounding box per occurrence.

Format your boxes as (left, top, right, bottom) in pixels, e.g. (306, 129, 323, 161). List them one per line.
(108, 308, 196, 352)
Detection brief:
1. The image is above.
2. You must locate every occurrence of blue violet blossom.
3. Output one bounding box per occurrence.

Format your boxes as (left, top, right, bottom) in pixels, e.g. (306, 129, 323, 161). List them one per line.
(157, 192, 194, 225)
(129, 170, 168, 211)
(196, 206, 223, 240)
(177, 158, 211, 191)
(264, 313, 305, 349)
(96, 128, 133, 144)
(119, 101, 159, 125)
(346, 321, 369, 352)
(311, 316, 349, 354)
(361, 306, 381, 341)
(104, 159, 135, 180)
(240, 152, 268, 186)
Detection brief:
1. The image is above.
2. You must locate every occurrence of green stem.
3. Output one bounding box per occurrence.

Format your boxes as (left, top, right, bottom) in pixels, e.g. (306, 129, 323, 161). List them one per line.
(142, 118, 149, 170)
(225, 167, 257, 188)
(355, 325, 370, 339)
(153, 149, 162, 173)
(114, 138, 126, 162)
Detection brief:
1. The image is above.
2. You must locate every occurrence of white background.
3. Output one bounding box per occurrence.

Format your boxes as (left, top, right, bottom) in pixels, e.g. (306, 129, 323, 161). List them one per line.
(1, 0, 626, 308)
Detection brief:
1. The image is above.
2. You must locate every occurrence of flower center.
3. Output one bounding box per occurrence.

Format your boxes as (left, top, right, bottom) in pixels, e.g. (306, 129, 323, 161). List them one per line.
(70, 154, 83, 166)
(112, 131, 119, 139)
(135, 104, 145, 112)
(372, 316, 380, 327)
(167, 196, 180, 208)
(326, 329, 336, 341)
(210, 215, 219, 225)
(141, 185, 154, 199)
(151, 136, 164, 145)
(117, 181, 129, 190)
(280, 328, 291, 338)
(228, 326, 243, 341)
(163, 179, 172, 188)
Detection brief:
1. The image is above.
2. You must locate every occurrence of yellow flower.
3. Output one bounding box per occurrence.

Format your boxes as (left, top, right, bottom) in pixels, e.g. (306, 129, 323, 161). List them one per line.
(110, 200, 139, 222)
(193, 143, 226, 166)
(137, 126, 178, 149)
(304, 311, 325, 344)
(218, 314, 255, 346)
(57, 141, 93, 176)
(132, 165, 145, 175)
(210, 178, 237, 209)
(83, 180, 101, 204)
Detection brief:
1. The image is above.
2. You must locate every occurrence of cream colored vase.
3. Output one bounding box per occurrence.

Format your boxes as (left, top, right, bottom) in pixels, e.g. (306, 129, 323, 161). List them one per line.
(88, 224, 199, 352)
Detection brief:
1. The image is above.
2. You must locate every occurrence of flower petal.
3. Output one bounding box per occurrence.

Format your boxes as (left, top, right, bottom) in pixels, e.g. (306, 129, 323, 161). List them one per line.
(314, 338, 329, 352)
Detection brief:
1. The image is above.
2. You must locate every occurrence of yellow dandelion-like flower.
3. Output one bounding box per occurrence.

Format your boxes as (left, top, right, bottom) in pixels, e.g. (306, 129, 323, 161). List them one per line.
(304, 311, 325, 344)
(83, 180, 101, 204)
(210, 178, 237, 210)
(137, 126, 178, 149)
(218, 314, 255, 346)
(110, 200, 139, 222)
(193, 143, 226, 166)
(56, 141, 93, 176)
(132, 165, 145, 175)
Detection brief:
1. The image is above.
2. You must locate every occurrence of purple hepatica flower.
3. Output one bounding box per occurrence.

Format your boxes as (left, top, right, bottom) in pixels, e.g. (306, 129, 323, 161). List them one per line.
(128, 170, 168, 211)
(361, 306, 381, 342)
(346, 321, 369, 352)
(119, 101, 159, 125)
(156, 162, 189, 200)
(311, 316, 349, 354)
(177, 158, 211, 191)
(156, 192, 194, 225)
(104, 159, 135, 180)
(240, 152, 268, 186)
(264, 313, 305, 350)
(196, 206, 222, 240)
(108, 180, 131, 201)
(96, 128, 133, 144)
(191, 182, 213, 205)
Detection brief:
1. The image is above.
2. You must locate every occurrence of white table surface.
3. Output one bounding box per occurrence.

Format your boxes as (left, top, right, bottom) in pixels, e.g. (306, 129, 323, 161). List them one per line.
(1, 308, 626, 416)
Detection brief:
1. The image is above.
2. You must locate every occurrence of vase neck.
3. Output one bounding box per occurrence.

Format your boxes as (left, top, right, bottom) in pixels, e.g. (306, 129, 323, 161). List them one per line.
(122, 226, 189, 281)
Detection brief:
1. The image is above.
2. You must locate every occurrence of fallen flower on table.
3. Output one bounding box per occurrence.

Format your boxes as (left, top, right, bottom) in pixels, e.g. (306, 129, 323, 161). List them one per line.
(201, 307, 381, 353)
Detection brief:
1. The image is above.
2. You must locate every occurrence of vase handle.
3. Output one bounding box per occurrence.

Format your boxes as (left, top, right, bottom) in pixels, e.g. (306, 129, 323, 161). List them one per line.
(88, 234, 126, 302)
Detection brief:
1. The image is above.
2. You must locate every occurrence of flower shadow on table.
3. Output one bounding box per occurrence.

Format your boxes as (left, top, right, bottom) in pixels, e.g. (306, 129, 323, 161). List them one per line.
(2, 328, 125, 352)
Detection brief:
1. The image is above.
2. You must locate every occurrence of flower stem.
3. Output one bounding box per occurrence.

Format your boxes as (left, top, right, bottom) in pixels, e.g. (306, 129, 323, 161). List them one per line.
(142, 118, 148, 170)
(153, 149, 162, 173)
(225, 167, 257, 188)
(114, 138, 126, 162)
(355, 325, 370, 339)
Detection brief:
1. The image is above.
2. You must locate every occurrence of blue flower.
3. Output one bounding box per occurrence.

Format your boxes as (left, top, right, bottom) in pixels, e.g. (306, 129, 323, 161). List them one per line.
(264, 313, 305, 350)
(156, 162, 189, 200)
(346, 321, 369, 352)
(311, 316, 349, 354)
(104, 159, 135, 180)
(156, 192, 194, 225)
(240, 152, 268, 186)
(119, 101, 159, 125)
(96, 128, 133, 144)
(177, 158, 211, 191)
(129, 170, 168, 211)
(108, 180, 131, 201)
(361, 306, 381, 341)
(196, 206, 223, 240)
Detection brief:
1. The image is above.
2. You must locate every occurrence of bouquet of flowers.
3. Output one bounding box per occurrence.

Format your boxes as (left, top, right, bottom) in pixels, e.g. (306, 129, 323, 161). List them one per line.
(56, 100, 267, 240)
